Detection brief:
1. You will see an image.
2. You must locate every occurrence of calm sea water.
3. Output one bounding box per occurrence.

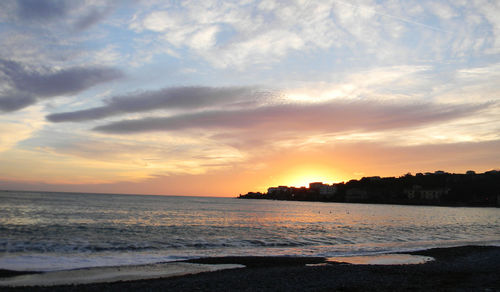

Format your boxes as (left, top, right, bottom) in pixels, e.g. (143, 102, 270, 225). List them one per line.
(1, 190, 499, 271)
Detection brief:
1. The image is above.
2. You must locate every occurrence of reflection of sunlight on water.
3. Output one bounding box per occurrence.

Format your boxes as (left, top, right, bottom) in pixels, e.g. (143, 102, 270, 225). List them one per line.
(327, 254, 434, 265)
(2, 191, 499, 271)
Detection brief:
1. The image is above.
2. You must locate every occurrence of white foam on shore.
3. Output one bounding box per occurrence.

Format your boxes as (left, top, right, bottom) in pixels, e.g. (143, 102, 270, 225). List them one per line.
(327, 254, 434, 265)
(0, 262, 245, 287)
(0, 252, 192, 272)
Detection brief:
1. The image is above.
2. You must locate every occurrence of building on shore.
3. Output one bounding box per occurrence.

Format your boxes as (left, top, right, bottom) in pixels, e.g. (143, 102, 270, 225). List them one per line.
(267, 186, 289, 195)
(309, 182, 337, 197)
(404, 185, 449, 201)
(345, 188, 368, 202)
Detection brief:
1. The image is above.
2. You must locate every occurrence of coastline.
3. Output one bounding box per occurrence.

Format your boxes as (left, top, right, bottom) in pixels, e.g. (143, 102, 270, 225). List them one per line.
(1, 245, 499, 291)
(239, 170, 500, 208)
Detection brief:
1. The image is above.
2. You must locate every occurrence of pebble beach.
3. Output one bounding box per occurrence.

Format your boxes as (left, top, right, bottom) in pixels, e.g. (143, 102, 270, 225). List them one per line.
(1, 245, 499, 291)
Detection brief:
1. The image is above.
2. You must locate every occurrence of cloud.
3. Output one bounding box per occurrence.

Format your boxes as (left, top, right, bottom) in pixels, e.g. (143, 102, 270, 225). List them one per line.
(0, 92, 36, 112)
(125, 1, 500, 70)
(46, 86, 266, 122)
(73, 5, 114, 31)
(0, 59, 123, 112)
(4, 127, 244, 184)
(129, 1, 347, 68)
(0, 105, 46, 152)
(16, 0, 71, 21)
(14, 0, 111, 30)
(92, 100, 490, 135)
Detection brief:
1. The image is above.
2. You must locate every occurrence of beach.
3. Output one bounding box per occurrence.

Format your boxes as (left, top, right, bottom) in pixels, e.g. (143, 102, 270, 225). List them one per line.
(2, 192, 499, 291)
(2, 0, 500, 289)
(1, 245, 499, 291)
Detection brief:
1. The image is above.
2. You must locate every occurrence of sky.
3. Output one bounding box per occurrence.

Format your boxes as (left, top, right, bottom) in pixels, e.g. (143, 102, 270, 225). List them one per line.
(0, 0, 499, 196)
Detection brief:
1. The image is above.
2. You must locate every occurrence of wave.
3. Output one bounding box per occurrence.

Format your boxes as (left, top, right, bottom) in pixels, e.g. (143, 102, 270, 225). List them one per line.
(2, 192, 499, 272)
(2, 239, 500, 272)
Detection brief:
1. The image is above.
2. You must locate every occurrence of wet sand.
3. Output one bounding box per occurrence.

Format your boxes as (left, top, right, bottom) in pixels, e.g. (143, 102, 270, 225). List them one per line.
(0, 263, 244, 287)
(1, 245, 499, 291)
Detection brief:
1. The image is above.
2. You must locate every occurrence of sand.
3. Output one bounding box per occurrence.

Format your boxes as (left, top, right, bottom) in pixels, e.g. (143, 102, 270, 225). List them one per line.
(326, 253, 434, 265)
(1, 245, 499, 291)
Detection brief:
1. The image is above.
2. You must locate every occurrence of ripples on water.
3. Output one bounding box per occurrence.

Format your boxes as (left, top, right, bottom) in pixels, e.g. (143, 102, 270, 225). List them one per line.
(0, 190, 499, 271)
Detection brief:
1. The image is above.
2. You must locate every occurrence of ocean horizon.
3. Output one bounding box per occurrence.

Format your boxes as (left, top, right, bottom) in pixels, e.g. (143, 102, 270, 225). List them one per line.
(1, 190, 499, 272)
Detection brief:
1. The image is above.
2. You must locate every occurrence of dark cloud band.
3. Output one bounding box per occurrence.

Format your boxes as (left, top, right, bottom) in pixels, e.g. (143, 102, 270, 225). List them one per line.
(92, 100, 490, 134)
(0, 93, 36, 112)
(47, 86, 263, 122)
(0, 59, 123, 112)
(16, 0, 72, 21)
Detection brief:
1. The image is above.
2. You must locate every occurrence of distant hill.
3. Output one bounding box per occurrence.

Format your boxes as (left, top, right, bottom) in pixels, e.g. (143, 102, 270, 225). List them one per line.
(238, 170, 500, 207)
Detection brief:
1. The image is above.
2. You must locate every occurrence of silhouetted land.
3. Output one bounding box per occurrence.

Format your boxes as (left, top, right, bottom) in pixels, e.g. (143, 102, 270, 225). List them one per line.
(238, 170, 500, 207)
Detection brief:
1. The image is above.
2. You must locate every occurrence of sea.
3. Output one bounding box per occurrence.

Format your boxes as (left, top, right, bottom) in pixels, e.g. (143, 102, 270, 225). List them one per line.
(1, 190, 499, 272)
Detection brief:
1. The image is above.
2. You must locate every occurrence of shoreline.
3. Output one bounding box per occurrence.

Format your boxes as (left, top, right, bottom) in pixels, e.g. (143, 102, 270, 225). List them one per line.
(238, 196, 500, 208)
(1, 245, 499, 291)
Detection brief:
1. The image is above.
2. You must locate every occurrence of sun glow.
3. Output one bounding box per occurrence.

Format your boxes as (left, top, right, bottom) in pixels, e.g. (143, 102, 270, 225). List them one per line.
(279, 166, 339, 187)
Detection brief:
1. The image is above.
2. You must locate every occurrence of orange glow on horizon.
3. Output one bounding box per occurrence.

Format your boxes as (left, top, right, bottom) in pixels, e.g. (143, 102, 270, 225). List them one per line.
(277, 165, 341, 187)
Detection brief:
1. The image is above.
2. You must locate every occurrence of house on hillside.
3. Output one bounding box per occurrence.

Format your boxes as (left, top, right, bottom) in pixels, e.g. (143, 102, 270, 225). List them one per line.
(345, 188, 368, 202)
(267, 186, 289, 195)
(420, 189, 447, 200)
(405, 185, 422, 199)
(319, 185, 337, 197)
(309, 182, 324, 191)
(404, 185, 449, 201)
(308, 182, 338, 198)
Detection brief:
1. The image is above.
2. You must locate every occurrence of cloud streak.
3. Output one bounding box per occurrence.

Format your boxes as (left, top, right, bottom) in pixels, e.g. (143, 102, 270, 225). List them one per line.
(0, 59, 123, 112)
(13, 0, 111, 30)
(92, 100, 490, 135)
(16, 0, 72, 21)
(73, 5, 114, 31)
(46, 86, 267, 122)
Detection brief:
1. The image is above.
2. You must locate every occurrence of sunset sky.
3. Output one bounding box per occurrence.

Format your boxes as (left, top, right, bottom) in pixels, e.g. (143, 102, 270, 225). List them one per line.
(0, 0, 499, 196)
